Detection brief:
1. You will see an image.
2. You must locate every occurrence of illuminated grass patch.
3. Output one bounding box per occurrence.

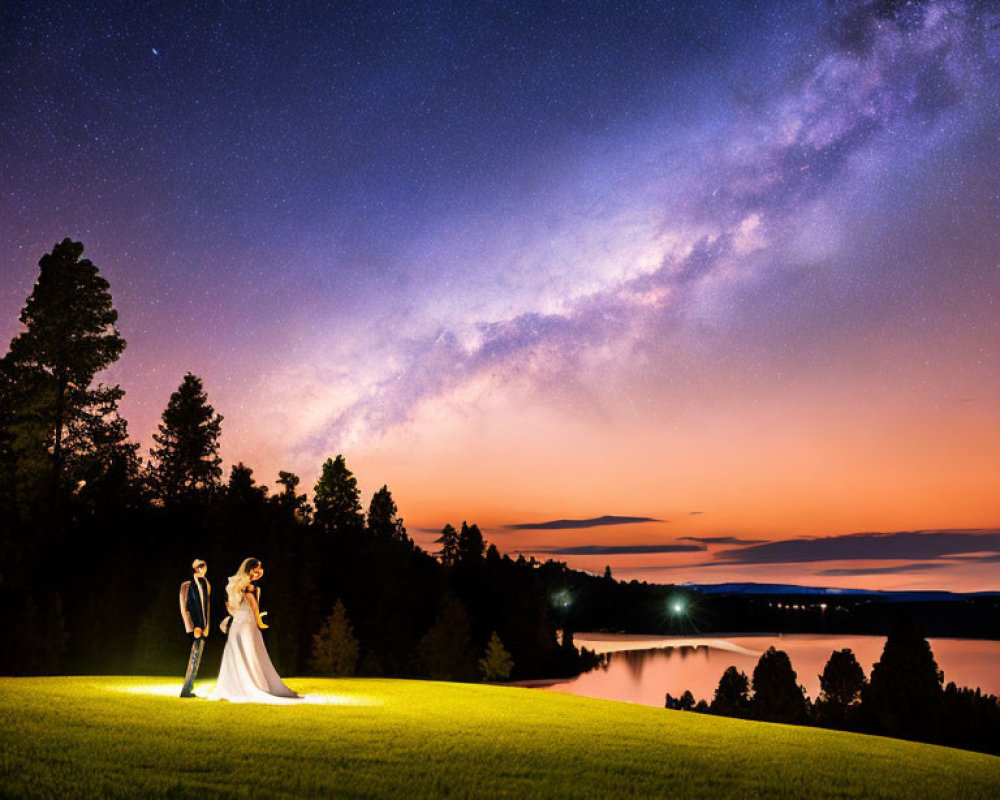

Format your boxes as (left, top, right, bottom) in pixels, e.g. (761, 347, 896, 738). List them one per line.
(0, 676, 997, 799)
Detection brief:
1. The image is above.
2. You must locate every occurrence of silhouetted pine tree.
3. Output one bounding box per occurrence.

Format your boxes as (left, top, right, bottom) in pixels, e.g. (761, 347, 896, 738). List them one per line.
(751, 647, 808, 723)
(435, 523, 458, 565)
(863, 616, 943, 741)
(456, 520, 485, 565)
(147, 373, 223, 502)
(313, 455, 363, 533)
(226, 462, 268, 504)
(815, 648, 866, 728)
(710, 666, 751, 717)
(367, 485, 408, 543)
(1, 239, 126, 523)
(274, 470, 310, 520)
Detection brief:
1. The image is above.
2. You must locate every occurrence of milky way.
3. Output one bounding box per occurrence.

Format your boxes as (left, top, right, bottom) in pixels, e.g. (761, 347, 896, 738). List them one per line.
(2, 1, 998, 589)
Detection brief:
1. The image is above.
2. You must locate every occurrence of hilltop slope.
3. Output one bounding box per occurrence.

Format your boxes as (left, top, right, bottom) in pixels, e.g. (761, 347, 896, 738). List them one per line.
(0, 677, 997, 799)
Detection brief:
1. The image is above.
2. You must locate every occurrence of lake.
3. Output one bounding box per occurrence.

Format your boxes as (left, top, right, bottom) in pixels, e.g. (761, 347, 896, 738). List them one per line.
(532, 633, 1000, 708)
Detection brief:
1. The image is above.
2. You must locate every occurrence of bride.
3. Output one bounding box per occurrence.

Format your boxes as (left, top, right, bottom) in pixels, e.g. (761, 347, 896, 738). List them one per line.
(208, 558, 302, 703)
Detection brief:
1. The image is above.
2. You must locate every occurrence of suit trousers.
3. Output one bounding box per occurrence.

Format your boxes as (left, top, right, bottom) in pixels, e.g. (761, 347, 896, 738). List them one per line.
(180, 636, 205, 697)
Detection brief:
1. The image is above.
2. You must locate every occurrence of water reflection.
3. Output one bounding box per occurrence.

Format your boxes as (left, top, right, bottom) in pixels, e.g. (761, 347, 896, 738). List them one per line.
(622, 649, 647, 680)
(539, 634, 1000, 708)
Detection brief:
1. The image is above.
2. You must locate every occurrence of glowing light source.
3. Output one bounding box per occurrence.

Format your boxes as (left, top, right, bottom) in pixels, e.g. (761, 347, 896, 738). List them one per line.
(119, 683, 192, 697)
(668, 594, 687, 616)
(113, 683, 381, 705)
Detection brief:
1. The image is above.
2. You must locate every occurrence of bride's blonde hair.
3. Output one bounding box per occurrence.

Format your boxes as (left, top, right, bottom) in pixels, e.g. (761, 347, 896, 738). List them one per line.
(225, 557, 260, 611)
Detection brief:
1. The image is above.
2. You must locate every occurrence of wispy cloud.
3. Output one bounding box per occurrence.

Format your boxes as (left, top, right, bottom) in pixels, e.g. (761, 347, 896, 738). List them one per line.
(711, 529, 1000, 565)
(680, 536, 771, 545)
(506, 515, 663, 531)
(538, 544, 705, 556)
(816, 563, 953, 577)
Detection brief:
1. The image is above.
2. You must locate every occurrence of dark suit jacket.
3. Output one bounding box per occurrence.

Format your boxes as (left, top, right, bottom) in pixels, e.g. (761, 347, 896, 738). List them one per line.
(180, 576, 211, 635)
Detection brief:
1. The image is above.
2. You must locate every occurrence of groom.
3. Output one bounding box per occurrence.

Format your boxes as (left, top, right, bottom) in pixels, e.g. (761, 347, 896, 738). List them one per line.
(179, 558, 211, 698)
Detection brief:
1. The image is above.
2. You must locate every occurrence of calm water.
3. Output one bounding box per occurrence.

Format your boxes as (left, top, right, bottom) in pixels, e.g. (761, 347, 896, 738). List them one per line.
(536, 633, 1000, 708)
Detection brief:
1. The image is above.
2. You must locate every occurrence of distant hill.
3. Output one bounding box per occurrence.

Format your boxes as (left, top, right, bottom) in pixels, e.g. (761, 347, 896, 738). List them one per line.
(683, 582, 999, 603)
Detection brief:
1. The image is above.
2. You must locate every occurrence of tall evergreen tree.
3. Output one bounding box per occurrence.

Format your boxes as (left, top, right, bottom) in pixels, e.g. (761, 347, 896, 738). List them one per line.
(367, 485, 407, 542)
(750, 647, 808, 723)
(147, 373, 223, 502)
(227, 462, 267, 504)
(863, 616, 943, 741)
(313, 455, 363, 533)
(435, 523, 458, 565)
(710, 666, 751, 717)
(268, 470, 310, 526)
(456, 520, 485, 565)
(1, 239, 126, 519)
(815, 648, 866, 728)
(274, 470, 309, 518)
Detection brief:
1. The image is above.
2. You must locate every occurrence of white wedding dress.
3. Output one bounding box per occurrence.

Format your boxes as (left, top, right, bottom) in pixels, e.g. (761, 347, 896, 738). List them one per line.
(207, 592, 302, 704)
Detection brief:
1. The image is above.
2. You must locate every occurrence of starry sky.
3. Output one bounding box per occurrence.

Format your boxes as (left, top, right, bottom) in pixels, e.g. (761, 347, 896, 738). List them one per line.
(2, 0, 998, 591)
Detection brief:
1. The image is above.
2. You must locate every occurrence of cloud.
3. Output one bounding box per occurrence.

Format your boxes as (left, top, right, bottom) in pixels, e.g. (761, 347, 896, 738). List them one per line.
(538, 544, 706, 556)
(505, 515, 663, 531)
(711, 529, 1000, 565)
(816, 563, 954, 577)
(964, 552, 1000, 563)
(680, 536, 771, 545)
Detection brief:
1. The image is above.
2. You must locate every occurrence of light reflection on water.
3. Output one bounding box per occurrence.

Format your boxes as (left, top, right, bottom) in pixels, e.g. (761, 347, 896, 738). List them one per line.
(538, 634, 1000, 708)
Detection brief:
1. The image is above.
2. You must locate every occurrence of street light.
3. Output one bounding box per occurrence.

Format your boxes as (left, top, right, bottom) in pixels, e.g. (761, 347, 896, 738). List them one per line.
(667, 592, 691, 633)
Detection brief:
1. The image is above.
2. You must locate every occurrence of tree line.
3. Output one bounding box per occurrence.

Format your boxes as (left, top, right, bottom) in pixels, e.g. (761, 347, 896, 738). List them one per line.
(0, 239, 602, 681)
(665, 616, 1000, 756)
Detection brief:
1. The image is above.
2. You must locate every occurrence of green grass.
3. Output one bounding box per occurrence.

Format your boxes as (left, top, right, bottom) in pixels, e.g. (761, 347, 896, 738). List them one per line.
(0, 677, 997, 799)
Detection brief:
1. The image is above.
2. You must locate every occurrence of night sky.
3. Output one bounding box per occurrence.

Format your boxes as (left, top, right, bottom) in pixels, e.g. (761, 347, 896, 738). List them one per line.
(2, 1, 998, 590)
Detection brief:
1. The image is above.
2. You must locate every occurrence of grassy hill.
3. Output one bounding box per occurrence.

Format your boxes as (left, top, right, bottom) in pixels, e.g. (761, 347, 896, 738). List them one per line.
(0, 676, 997, 799)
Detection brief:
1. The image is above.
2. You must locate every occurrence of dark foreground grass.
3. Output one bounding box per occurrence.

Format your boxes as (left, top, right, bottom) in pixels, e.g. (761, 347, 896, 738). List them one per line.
(0, 677, 997, 799)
